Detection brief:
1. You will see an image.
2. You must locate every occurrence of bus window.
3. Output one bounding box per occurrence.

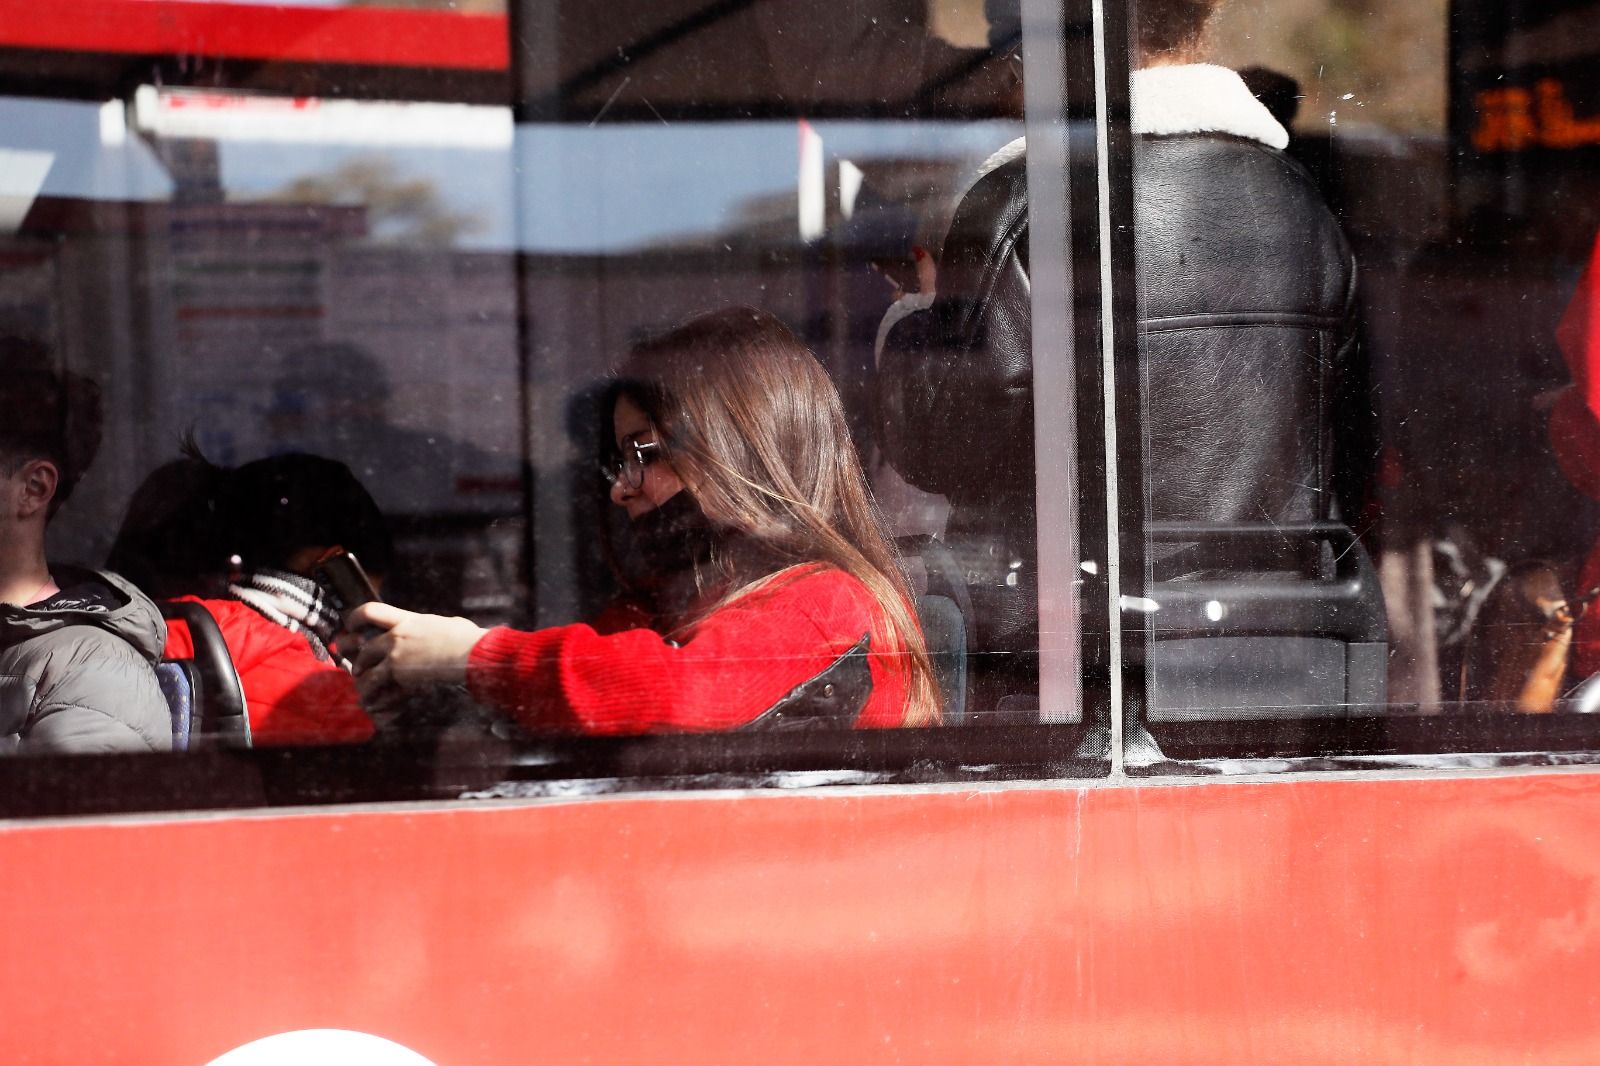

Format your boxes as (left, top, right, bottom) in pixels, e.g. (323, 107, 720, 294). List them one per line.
(0, 0, 1108, 802)
(471, 0, 1104, 751)
(1126, 0, 1600, 766)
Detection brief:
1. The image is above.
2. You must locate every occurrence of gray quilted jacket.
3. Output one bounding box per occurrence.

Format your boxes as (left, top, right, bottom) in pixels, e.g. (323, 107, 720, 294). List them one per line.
(0, 567, 172, 754)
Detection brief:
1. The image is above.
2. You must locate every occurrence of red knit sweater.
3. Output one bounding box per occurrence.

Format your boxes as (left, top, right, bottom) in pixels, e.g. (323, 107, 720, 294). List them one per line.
(466, 566, 911, 733)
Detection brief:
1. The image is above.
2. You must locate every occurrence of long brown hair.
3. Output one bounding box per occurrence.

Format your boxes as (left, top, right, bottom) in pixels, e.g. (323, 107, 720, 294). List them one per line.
(613, 307, 940, 727)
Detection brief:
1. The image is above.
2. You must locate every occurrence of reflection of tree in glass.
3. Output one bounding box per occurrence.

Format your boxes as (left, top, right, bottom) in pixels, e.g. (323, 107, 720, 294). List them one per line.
(268, 157, 484, 246)
(1209, 0, 1447, 134)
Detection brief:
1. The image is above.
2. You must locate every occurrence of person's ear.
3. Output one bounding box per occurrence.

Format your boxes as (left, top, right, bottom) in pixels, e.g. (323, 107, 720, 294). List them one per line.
(16, 460, 58, 519)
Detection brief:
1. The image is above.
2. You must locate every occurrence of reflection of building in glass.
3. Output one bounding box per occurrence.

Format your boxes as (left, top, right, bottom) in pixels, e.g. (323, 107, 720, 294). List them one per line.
(266, 339, 518, 518)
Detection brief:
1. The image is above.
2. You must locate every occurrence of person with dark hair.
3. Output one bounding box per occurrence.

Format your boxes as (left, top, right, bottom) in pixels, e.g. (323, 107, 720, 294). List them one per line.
(0, 339, 171, 754)
(111, 449, 386, 745)
(1239, 65, 1302, 131)
(876, 0, 1362, 707)
(104, 440, 230, 602)
(221, 453, 395, 583)
(347, 307, 939, 733)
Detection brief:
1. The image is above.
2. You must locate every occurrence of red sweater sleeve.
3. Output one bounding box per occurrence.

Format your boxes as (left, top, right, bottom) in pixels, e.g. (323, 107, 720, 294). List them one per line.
(466, 568, 902, 733)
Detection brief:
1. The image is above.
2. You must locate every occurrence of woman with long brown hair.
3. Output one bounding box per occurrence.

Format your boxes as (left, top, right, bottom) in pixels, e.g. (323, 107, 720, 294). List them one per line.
(348, 307, 939, 732)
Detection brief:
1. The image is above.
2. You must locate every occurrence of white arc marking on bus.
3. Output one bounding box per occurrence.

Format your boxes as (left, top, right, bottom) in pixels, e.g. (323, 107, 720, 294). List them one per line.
(206, 1029, 437, 1066)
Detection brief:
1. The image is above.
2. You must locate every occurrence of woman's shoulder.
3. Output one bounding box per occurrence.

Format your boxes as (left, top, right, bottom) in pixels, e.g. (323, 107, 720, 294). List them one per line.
(759, 562, 864, 591)
(739, 564, 880, 624)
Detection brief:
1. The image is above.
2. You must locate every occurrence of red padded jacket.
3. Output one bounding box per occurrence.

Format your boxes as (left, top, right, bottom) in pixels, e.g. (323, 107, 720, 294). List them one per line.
(164, 597, 374, 745)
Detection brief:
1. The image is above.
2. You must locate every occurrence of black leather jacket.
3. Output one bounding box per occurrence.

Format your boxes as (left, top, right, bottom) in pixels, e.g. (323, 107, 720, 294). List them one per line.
(878, 133, 1361, 550)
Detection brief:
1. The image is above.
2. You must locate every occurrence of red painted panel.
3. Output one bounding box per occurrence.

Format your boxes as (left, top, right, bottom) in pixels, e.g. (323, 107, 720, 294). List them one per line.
(0, 0, 508, 72)
(4, 773, 1600, 1063)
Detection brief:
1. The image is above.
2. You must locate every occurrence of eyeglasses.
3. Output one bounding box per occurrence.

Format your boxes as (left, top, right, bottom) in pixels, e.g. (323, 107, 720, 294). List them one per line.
(601, 439, 663, 491)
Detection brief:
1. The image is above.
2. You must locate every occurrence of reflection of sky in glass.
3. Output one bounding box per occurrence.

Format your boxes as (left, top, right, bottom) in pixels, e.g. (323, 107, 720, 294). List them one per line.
(2, 93, 1022, 254)
(515, 120, 1022, 253)
(219, 142, 516, 248)
(0, 98, 173, 202)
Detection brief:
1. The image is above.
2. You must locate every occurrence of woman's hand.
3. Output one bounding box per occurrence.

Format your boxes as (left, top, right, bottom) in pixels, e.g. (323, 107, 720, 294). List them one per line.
(346, 602, 488, 704)
(912, 245, 937, 298)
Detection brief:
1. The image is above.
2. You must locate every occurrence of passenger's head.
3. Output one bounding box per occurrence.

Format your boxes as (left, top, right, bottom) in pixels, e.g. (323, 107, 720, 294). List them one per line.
(1240, 65, 1302, 129)
(0, 338, 103, 530)
(221, 453, 393, 579)
(606, 306, 939, 725)
(985, 0, 1021, 54)
(107, 441, 230, 599)
(609, 308, 874, 549)
(1135, 0, 1224, 65)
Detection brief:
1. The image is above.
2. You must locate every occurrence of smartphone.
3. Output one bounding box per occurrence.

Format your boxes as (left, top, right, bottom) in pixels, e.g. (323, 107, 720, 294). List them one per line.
(314, 547, 381, 616)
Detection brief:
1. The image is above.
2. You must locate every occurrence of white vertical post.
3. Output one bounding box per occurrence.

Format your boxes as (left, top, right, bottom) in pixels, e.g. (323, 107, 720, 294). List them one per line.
(797, 119, 825, 242)
(1020, 0, 1086, 726)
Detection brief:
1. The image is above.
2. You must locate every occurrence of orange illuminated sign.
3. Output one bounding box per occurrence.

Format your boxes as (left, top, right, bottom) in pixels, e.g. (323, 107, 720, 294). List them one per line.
(1474, 78, 1600, 152)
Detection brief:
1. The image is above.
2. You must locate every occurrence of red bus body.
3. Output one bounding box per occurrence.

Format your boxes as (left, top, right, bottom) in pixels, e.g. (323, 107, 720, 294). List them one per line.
(5, 3, 1600, 1062)
(7, 771, 1600, 1063)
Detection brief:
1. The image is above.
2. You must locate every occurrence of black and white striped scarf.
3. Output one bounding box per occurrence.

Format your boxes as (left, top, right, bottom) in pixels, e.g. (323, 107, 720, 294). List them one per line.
(230, 568, 343, 662)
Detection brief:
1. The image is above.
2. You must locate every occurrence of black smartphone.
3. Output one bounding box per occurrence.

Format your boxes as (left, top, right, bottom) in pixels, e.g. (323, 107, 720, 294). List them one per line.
(314, 547, 381, 616)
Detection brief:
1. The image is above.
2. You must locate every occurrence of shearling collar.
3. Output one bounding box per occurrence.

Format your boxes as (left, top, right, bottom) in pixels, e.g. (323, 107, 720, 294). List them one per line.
(1133, 63, 1289, 148)
(977, 63, 1288, 178)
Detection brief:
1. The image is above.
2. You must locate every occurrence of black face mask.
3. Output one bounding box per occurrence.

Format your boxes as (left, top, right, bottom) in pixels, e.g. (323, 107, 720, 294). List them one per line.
(628, 490, 720, 579)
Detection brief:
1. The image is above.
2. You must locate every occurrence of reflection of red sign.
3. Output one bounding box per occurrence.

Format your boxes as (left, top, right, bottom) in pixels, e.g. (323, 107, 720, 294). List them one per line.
(0, 0, 507, 72)
(1474, 79, 1600, 152)
(165, 93, 319, 114)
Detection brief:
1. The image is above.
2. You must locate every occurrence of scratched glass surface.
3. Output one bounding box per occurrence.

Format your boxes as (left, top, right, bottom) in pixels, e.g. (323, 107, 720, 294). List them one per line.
(1128, 0, 1600, 762)
(0, 0, 1083, 781)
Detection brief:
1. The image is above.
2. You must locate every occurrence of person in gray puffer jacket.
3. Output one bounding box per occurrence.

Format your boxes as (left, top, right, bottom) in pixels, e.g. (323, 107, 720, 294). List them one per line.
(0, 566, 171, 754)
(0, 339, 170, 754)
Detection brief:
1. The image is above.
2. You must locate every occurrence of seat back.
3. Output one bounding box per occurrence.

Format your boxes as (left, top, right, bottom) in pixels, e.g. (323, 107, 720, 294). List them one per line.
(898, 535, 973, 724)
(154, 659, 199, 752)
(917, 593, 968, 725)
(1144, 523, 1388, 721)
(158, 601, 252, 747)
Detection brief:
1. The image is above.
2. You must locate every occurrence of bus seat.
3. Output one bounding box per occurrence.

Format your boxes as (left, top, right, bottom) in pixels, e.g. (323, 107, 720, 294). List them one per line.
(899, 535, 973, 724)
(158, 601, 252, 748)
(154, 660, 199, 752)
(918, 593, 968, 725)
(1143, 523, 1388, 721)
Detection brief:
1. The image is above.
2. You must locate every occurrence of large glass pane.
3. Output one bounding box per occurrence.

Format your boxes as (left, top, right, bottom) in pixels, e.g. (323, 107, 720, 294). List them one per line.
(0, 0, 1105, 803)
(1125, 0, 1600, 764)
(507, 0, 1098, 740)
